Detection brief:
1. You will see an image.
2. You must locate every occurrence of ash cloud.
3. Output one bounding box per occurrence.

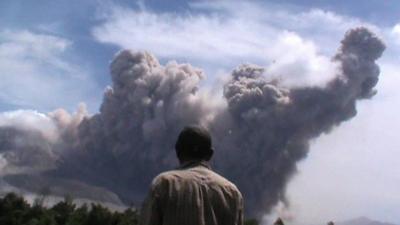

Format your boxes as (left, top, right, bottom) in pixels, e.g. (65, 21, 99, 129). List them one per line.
(0, 28, 385, 218)
(211, 27, 385, 217)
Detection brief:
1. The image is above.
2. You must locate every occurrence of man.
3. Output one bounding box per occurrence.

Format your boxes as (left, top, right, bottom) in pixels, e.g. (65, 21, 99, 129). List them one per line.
(140, 125, 244, 225)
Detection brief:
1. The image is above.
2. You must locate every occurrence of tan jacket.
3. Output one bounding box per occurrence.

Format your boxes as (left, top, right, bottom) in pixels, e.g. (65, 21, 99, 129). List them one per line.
(140, 161, 244, 225)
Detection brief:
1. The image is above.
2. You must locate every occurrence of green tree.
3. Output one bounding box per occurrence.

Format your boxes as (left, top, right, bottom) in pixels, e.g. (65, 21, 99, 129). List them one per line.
(0, 193, 30, 225)
(51, 196, 76, 225)
(0, 193, 140, 225)
(65, 204, 89, 225)
(245, 219, 259, 225)
(86, 203, 114, 225)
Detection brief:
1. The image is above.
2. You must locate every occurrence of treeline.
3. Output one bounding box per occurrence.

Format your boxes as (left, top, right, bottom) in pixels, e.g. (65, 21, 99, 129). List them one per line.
(0, 193, 259, 225)
(0, 193, 138, 225)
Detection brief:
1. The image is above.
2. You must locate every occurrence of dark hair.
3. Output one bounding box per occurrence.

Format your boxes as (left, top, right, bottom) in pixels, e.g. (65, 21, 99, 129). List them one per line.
(175, 125, 214, 161)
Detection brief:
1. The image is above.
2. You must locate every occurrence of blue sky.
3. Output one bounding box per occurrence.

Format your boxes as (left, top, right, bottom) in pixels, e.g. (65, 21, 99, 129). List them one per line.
(1, 0, 400, 224)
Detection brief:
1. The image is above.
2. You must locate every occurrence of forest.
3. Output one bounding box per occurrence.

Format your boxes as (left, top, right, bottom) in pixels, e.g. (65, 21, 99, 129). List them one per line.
(0, 193, 259, 225)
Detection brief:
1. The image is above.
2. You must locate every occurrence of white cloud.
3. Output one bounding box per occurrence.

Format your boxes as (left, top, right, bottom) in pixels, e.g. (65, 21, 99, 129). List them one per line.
(0, 30, 99, 111)
(392, 24, 400, 35)
(93, 7, 268, 62)
(390, 24, 400, 45)
(93, 3, 364, 87)
(0, 110, 59, 141)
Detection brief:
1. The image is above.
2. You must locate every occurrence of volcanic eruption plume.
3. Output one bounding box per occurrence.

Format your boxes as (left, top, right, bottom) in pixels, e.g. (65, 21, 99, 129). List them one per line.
(0, 28, 385, 217)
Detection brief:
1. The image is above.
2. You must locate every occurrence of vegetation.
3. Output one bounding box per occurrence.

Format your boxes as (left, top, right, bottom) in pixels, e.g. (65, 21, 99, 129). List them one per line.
(245, 219, 260, 225)
(0, 193, 139, 225)
(0, 193, 258, 225)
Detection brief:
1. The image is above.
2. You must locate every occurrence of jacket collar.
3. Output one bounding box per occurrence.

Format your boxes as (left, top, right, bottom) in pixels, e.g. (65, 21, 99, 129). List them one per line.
(178, 160, 211, 170)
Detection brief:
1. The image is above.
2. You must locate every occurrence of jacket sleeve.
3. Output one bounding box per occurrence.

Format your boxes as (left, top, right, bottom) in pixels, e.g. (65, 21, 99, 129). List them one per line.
(139, 180, 163, 225)
(237, 190, 244, 225)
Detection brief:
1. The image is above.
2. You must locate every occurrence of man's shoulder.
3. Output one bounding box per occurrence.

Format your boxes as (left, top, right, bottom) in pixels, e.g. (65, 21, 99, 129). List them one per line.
(200, 169, 243, 201)
(155, 170, 175, 179)
(152, 170, 179, 184)
(152, 167, 242, 197)
(150, 169, 188, 189)
(206, 169, 241, 193)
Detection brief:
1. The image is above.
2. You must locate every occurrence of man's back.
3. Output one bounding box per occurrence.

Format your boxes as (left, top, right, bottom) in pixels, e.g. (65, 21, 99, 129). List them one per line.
(140, 161, 243, 225)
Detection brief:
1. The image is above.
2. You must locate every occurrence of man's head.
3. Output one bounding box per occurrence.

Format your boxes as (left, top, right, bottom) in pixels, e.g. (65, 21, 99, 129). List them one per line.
(175, 125, 214, 163)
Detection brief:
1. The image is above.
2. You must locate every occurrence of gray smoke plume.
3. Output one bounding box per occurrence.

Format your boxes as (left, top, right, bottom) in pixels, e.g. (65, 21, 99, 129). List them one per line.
(0, 28, 385, 218)
(211, 27, 385, 217)
(51, 51, 214, 201)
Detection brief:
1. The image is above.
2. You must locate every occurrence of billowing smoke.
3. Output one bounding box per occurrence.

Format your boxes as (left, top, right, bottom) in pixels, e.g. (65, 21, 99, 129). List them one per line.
(211, 27, 385, 216)
(52, 51, 214, 201)
(0, 28, 385, 217)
